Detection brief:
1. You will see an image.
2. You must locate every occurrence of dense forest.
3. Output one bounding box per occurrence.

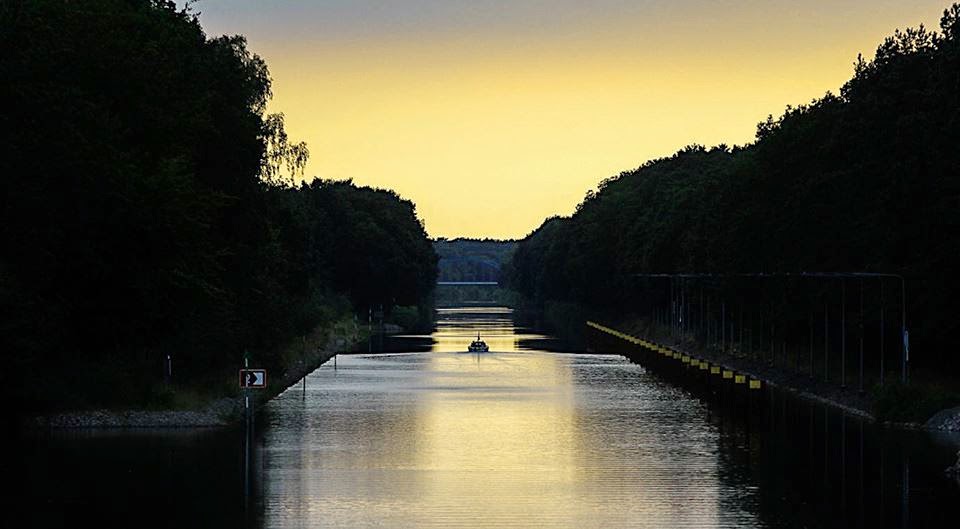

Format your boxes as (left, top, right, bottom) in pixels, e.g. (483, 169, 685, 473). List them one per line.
(0, 0, 437, 411)
(507, 5, 960, 380)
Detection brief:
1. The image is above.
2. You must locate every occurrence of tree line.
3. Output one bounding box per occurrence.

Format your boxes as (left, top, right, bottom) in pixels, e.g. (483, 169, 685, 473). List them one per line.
(434, 238, 517, 282)
(0, 0, 437, 411)
(433, 239, 517, 306)
(506, 5, 960, 379)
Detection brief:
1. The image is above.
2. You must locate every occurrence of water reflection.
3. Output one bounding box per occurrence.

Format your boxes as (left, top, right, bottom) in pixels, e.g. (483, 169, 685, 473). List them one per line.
(261, 308, 763, 527)
(15, 427, 256, 528)
(15, 307, 959, 528)
(593, 328, 960, 529)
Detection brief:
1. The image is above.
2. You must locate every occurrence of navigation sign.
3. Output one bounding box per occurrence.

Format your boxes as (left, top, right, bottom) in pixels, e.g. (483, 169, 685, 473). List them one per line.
(239, 369, 267, 388)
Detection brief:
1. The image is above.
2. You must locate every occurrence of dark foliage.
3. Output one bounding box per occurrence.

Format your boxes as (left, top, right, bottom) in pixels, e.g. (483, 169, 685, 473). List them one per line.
(434, 238, 517, 282)
(0, 0, 436, 410)
(506, 5, 960, 377)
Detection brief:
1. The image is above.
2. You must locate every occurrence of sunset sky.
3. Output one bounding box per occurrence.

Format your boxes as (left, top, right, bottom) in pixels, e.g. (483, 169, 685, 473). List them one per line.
(192, 1, 948, 239)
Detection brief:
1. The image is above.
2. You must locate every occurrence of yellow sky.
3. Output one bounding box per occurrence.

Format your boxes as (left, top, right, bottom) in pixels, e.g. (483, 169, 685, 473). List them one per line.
(196, 1, 948, 238)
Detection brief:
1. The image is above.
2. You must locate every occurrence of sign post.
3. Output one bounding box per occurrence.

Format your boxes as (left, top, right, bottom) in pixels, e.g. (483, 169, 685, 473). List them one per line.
(239, 355, 266, 517)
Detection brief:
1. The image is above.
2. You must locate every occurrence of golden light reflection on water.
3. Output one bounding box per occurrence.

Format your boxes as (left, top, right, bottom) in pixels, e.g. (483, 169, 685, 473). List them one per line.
(429, 307, 526, 352)
(262, 308, 761, 528)
(412, 352, 578, 526)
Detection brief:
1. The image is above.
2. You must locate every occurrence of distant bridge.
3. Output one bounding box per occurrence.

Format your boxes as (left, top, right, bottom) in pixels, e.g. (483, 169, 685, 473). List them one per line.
(436, 281, 499, 286)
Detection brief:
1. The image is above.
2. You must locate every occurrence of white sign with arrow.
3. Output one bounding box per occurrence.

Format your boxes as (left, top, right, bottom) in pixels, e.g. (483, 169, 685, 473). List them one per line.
(239, 369, 267, 388)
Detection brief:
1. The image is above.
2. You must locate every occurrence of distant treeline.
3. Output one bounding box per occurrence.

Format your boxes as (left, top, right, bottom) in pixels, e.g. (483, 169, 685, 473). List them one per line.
(0, 0, 437, 411)
(507, 5, 960, 375)
(434, 238, 517, 282)
(433, 239, 516, 306)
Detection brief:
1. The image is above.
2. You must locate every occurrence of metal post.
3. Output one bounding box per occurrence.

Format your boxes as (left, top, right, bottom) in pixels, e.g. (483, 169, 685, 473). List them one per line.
(739, 304, 744, 356)
(675, 279, 679, 339)
(809, 308, 814, 377)
(670, 279, 675, 339)
(825, 301, 829, 383)
(244, 394, 250, 513)
(794, 322, 800, 371)
(703, 296, 711, 348)
(771, 319, 776, 367)
(880, 280, 885, 387)
(243, 354, 251, 511)
(700, 288, 704, 341)
(678, 280, 682, 339)
(858, 278, 863, 392)
(721, 302, 726, 352)
(759, 309, 764, 363)
(901, 276, 908, 384)
(673, 279, 678, 338)
(842, 281, 847, 388)
(677, 280, 681, 338)
(681, 281, 685, 338)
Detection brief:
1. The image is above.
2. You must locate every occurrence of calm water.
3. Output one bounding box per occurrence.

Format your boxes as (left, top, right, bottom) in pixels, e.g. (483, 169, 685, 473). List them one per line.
(15, 307, 960, 528)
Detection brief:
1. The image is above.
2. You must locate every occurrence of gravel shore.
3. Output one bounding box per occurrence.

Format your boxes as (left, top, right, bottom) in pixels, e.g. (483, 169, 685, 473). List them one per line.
(926, 406, 960, 432)
(33, 398, 241, 428)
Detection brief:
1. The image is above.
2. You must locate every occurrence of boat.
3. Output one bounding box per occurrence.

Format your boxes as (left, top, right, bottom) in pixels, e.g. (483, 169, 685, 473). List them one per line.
(468, 333, 489, 353)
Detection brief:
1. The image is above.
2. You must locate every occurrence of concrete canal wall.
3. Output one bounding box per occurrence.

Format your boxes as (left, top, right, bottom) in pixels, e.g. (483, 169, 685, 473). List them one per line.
(588, 320, 875, 421)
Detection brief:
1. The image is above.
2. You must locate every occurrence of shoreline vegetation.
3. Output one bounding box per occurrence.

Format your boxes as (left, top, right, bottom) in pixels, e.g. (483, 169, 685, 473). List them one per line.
(505, 7, 960, 427)
(3, 0, 437, 424)
(29, 315, 362, 429)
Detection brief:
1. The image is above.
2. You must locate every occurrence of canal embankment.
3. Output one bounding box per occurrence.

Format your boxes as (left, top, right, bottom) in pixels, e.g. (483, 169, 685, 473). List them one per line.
(587, 320, 960, 432)
(29, 317, 364, 429)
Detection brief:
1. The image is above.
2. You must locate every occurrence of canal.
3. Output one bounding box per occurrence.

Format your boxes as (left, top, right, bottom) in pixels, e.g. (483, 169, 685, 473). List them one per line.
(16, 307, 960, 528)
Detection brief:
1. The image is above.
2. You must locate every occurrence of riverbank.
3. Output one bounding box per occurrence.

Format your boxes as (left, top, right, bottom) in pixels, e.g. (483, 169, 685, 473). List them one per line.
(29, 316, 364, 429)
(591, 318, 960, 432)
